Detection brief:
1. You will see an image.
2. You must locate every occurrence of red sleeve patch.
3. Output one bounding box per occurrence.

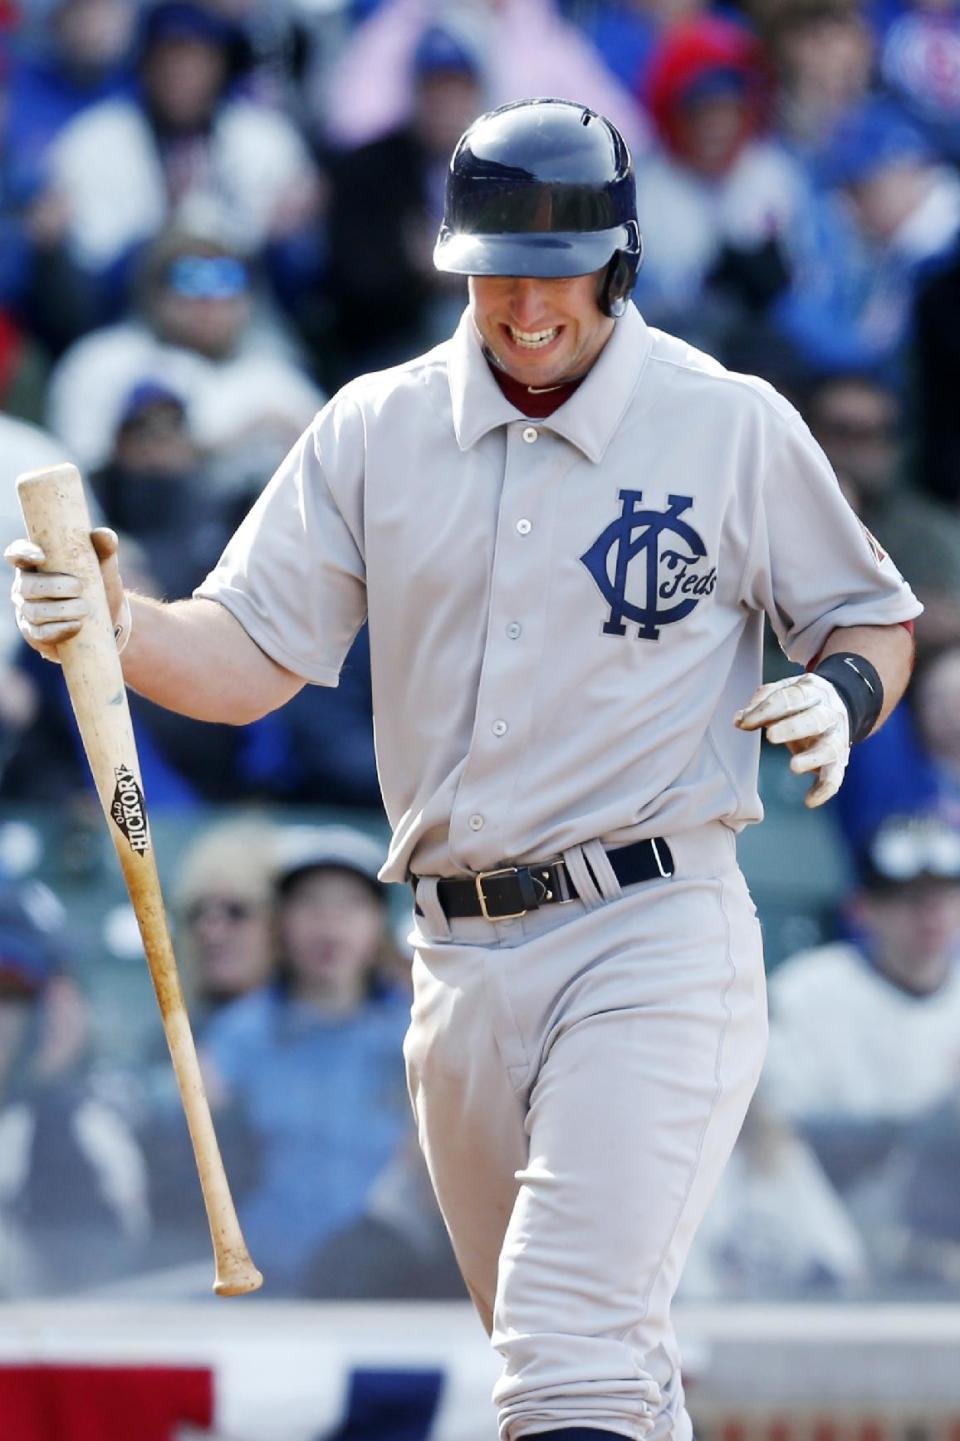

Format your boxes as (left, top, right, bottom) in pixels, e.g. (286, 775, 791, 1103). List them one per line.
(858, 520, 887, 565)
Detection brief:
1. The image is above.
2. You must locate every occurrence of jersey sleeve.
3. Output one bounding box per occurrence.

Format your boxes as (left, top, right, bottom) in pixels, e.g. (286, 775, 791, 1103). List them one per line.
(740, 401, 923, 665)
(195, 404, 367, 685)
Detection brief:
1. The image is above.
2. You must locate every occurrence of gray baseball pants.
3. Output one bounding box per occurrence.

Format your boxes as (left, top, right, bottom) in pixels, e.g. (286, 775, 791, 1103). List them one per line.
(406, 821, 768, 1441)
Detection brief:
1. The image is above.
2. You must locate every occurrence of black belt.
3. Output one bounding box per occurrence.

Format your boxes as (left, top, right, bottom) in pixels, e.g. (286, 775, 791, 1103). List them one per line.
(415, 836, 675, 922)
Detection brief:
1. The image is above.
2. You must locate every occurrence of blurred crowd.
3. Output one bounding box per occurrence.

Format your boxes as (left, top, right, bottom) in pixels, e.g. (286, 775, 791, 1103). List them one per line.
(0, 0, 959, 1303)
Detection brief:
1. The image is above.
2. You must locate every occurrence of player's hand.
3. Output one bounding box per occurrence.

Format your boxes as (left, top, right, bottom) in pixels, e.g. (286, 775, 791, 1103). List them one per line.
(5, 527, 129, 663)
(733, 672, 850, 809)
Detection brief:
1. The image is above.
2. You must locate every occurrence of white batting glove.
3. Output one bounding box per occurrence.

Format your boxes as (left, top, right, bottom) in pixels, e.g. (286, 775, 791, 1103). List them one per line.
(734, 672, 851, 809)
(5, 527, 130, 663)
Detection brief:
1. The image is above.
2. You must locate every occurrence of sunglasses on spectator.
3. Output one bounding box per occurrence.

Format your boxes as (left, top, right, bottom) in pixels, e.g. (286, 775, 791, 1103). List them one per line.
(865, 822, 960, 886)
(165, 256, 249, 300)
(184, 898, 258, 925)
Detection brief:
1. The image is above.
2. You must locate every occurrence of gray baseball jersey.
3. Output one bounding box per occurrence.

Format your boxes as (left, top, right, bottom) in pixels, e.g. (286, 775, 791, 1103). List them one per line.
(198, 302, 920, 1441)
(198, 303, 920, 884)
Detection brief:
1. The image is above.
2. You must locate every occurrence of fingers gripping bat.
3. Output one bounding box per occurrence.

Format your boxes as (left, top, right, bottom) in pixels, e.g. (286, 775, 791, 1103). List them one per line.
(17, 462, 263, 1296)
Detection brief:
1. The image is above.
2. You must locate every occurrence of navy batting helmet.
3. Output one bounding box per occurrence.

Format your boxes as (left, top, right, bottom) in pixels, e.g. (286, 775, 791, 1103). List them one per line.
(433, 98, 643, 318)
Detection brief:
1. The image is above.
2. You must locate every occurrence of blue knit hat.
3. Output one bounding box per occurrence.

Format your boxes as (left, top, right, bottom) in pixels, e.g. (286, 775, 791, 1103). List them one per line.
(412, 25, 482, 80)
(142, 1, 241, 49)
(139, 0, 251, 80)
(818, 99, 933, 189)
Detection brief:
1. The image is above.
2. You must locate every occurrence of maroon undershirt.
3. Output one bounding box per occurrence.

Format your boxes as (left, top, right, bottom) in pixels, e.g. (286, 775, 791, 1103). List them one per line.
(489, 361, 585, 418)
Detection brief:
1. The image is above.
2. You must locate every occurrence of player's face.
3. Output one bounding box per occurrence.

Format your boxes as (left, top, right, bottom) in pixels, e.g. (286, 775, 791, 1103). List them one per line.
(469, 271, 616, 387)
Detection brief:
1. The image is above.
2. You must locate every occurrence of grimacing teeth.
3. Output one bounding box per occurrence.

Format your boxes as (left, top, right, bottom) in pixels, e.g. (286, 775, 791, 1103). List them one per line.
(508, 325, 560, 348)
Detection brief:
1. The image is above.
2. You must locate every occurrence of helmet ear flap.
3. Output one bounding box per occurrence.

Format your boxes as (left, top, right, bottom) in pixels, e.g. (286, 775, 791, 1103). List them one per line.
(600, 252, 634, 318)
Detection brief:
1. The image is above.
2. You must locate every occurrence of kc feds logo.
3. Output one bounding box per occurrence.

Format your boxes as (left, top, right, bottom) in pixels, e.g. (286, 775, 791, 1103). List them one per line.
(580, 491, 716, 641)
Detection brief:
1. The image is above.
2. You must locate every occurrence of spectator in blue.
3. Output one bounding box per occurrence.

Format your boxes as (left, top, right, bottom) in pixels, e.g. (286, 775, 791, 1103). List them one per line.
(6, 0, 136, 188)
(0, 875, 151, 1295)
(46, 224, 323, 477)
(870, 0, 960, 164)
(772, 98, 960, 378)
(41, 1, 325, 324)
(89, 382, 237, 602)
(325, 23, 485, 383)
(572, 0, 709, 95)
(0, 2, 129, 355)
(754, 0, 874, 168)
(267, 624, 382, 811)
(198, 825, 412, 1295)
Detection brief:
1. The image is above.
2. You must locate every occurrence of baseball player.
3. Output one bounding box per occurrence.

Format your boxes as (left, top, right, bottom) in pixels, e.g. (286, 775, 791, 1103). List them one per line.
(8, 100, 920, 1441)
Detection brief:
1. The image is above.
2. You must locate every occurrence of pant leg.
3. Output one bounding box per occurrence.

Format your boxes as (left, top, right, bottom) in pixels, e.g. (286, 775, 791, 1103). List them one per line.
(491, 862, 767, 1441)
(403, 928, 531, 1333)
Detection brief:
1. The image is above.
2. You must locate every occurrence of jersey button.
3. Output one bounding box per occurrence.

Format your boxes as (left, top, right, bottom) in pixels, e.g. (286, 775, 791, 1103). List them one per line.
(522, 426, 539, 444)
(516, 518, 532, 535)
(506, 622, 522, 639)
(492, 719, 508, 737)
(468, 813, 484, 831)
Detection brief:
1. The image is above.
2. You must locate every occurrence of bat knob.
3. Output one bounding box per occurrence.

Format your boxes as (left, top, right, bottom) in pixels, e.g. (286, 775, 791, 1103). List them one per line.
(213, 1259, 264, 1297)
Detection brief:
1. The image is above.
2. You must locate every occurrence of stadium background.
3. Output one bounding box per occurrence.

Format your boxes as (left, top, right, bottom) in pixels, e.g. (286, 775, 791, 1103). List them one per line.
(2, 0, 960, 1435)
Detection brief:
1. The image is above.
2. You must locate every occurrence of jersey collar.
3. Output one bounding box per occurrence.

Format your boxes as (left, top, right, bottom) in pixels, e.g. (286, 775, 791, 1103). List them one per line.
(448, 303, 653, 462)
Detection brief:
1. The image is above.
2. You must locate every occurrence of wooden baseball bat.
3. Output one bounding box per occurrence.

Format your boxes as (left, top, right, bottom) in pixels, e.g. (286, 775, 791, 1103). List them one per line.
(17, 462, 263, 1297)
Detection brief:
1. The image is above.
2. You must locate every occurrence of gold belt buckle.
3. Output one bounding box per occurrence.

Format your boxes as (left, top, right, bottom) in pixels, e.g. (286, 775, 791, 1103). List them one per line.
(475, 867, 527, 921)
